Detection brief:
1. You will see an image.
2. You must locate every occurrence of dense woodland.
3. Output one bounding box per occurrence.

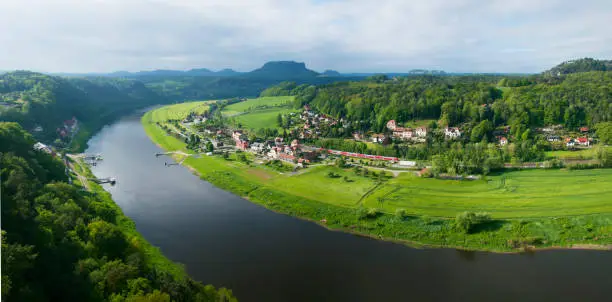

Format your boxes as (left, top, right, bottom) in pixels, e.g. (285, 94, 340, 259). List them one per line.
(0, 122, 236, 301)
(0, 71, 167, 149)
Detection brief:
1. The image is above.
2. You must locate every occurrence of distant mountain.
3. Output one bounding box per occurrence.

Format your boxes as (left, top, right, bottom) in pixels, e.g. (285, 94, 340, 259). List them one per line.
(244, 61, 319, 79)
(320, 69, 342, 77)
(52, 68, 242, 78)
(544, 58, 612, 76)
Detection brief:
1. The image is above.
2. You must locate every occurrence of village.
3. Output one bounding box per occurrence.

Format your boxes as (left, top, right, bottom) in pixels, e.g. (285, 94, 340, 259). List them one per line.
(151, 100, 600, 176)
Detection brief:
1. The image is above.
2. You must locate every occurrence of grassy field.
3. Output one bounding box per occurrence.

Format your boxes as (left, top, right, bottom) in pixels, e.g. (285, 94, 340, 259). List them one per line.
(222, 96, 296, 129)
(142, 104, 612, 252)
(222, 96, 294, 114)
(545, 147, 608, 159)
(233, 108, 296, 129)
(363, 170, 612, 218)
(150, 101, 211, 121)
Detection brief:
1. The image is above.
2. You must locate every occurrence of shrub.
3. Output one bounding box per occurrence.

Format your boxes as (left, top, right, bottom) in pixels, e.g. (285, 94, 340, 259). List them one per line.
(357, 207, 380, 219)
(395, 208, 408, 219)
(454, 211, 491, 233)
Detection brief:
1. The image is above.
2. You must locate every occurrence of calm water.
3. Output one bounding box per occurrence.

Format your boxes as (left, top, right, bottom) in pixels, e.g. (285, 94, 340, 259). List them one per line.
(87, 113, 612, 302)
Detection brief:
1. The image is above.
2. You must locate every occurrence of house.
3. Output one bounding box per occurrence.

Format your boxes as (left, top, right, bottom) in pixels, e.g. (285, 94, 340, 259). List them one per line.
(278, 153, 296, 163)
(211, 140, 223, 148)
(415, 127, 427, 137)
(267, 147, 281, 159)
(274, 137, 284, 146)
(33, 125, 43, 132)
(353, 132, 363, 140)
(290, 139, 300, 149)
(304, 104, 311, 111)
(236, 140, 249, 150)
(386, 120, 398, 130)
(232, 131, 246, 141)
(393, 128, 414, 140)
(444, 127, 462, 139)
(566, 138, 575, 148)
(576, 137, 590, 146)
(302, 151, 319, 162)
(398, 160, 416, 167)
(580, 127, 590, 133)
(284, 145, 294, 155)
(371, 134, 386, 143)
(499, 137, 508, 146)
(547, 135, 561, 142)
(33, 142, 52, 154)
(250, 142, 265, 153)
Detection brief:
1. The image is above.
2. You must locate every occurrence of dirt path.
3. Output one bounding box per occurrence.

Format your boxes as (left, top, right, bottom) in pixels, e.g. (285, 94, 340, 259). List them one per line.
(66, 154, 90, 191)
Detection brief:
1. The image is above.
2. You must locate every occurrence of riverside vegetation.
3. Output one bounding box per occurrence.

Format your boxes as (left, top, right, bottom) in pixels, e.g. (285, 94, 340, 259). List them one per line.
(0, 122, 236, 301)
(142, 103, 612, 252)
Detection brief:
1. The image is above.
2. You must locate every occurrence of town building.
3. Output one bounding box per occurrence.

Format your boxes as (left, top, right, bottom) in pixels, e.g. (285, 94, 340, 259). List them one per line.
(499, 137, 508, 146)
(444, 127, 462, 139)
(415, 127, 427, 137)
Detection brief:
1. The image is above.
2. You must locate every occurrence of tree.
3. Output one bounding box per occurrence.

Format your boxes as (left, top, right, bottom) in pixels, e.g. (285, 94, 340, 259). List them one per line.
(276, 114, 283, 128)
(596, 122, 612, 145)
(454, 212, 491, 233)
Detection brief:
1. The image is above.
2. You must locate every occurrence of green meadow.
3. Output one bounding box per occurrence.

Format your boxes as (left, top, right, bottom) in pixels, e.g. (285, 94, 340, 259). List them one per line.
(142, 103, 612, 252)
(222, 96, 296, 129)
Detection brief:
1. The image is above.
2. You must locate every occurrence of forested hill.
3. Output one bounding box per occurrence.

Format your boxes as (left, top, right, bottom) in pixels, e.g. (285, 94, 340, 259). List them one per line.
(262, 69, 611, 133)
(544, 58, 612, 76)
(0, 122, 236, 301)
(0, 71, 167, 149)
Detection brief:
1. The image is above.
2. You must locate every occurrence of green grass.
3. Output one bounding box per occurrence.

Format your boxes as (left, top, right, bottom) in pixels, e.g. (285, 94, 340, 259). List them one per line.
(545, 147, 609, 159)
(222, 96, 294, 115)
(233, 108, 296, 129)
(222, 96, 297, 130)
(150, 101, 211, 121)
(269, 166, 377, 207)
(363, 170, 612, 218)
(142, 103, 612, 252)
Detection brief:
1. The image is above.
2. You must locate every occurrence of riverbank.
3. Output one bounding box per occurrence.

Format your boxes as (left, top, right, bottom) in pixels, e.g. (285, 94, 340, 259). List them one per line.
(141, 106, 612, 253)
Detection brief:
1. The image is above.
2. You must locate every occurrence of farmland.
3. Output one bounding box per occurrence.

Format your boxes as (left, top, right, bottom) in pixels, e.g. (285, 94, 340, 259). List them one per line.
(142, 103, 612, 252)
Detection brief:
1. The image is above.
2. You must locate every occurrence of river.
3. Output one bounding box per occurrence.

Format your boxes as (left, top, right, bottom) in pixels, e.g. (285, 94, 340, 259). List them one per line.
(87, 113, 612, 302)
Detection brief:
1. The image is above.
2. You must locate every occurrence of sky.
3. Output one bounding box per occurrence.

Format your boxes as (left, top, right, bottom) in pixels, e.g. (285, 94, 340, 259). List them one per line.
(0, 0, 611, 73)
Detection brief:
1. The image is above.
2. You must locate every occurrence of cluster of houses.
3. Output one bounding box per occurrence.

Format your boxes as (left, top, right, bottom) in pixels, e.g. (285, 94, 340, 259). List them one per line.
(385, 120, 428, 141)
(539, 125, 592, 148)
(299, 104, 339, 139)
(56, 116, 78, 139)
(231, 131, 318, 164)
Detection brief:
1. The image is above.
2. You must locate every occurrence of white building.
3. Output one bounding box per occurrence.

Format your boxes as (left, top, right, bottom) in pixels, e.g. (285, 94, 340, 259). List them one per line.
(444, 127, 462, 139)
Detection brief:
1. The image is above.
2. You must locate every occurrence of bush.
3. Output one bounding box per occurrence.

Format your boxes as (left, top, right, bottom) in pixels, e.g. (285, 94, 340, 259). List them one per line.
(357, 207, 380, 219)
(395, 208, 408, 219)
(454, 211, 491, 233)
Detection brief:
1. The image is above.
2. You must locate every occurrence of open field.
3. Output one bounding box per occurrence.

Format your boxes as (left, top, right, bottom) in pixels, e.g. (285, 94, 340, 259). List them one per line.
(142, 103, 612, 252)
(545, 147, 612, 159)
(363, 169, 612, 218)
(150, 101, 211, 121)
(222, 96, 294, 116)
(222, 96, 297, 129)
(233, 107, 296, 129)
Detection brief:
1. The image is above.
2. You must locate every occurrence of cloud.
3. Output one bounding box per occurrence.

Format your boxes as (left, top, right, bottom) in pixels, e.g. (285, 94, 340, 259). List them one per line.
(0, 0, 610, 73)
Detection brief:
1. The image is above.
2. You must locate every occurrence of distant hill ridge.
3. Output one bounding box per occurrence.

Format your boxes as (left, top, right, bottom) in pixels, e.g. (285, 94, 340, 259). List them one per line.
(544, 58, 612, 76)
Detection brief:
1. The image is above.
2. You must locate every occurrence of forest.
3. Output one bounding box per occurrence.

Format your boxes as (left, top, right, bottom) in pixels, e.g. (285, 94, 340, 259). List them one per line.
(0, 122, 236, 301)
(0, 71, 168, 150)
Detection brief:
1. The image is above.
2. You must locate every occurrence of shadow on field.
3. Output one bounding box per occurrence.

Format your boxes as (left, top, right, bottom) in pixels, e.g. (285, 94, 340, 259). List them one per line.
(471, 220, 505, 233)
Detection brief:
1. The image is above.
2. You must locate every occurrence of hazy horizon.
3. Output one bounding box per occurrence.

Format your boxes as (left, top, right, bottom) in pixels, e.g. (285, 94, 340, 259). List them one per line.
(1, 0, 611, 74)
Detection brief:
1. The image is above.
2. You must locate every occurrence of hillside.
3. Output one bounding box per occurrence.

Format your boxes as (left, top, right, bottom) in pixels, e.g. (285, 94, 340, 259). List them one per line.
(544, 58, 612, 76)
(0, 122, 236, 301)
(0, 71, 167, 148)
